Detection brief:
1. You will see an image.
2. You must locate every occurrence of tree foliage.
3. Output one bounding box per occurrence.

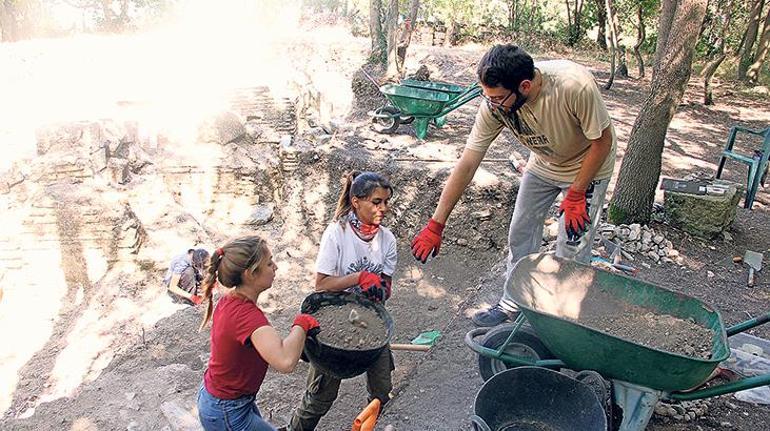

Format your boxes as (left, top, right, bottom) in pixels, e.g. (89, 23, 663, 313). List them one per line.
(1, 0, 768, 87)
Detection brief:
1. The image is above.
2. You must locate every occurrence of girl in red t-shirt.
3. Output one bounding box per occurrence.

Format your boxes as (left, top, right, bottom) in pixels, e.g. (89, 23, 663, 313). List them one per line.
(197, 235, 319, 431)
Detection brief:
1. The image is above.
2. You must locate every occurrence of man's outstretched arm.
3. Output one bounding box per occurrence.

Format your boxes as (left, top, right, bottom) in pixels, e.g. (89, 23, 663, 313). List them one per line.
(411, 148, 485, 263)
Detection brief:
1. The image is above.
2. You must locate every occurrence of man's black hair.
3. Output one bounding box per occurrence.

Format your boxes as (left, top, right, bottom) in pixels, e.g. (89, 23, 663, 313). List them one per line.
(477, 44, 535, 91)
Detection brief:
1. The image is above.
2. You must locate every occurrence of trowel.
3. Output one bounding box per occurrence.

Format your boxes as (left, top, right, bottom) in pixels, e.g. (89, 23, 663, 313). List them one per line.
(745, 250, 764, 287)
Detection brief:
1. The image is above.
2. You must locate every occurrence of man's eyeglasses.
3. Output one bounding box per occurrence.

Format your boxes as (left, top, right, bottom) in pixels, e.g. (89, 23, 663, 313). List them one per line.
(481, 90, 513, 108)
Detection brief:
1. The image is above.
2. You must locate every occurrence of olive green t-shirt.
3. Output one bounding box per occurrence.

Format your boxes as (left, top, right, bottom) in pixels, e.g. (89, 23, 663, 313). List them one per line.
(465, 59, 616, 183)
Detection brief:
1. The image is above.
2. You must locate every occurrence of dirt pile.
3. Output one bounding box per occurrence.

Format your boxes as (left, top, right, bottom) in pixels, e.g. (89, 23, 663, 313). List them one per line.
(574, 289, 713, 359)
(313, 303, 388, 349)
(351, 64, 387, 114)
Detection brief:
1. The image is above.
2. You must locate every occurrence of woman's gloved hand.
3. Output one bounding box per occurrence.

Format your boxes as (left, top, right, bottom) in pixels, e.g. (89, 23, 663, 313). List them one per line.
(358, 271, 386, 302)
(293, 314, 320, 337)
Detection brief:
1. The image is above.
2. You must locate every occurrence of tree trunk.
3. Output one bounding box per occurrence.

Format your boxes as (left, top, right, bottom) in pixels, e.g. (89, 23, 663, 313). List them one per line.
(509, 0, 518, 31)
(703, 0, 733, 104)
(396, 0, 420, 72)
(703, 53, 726, 105)
(565, 0, 584, 46)
(611, 0, 624, 78)
(746, 5, 770, 83)
(609, 0, 708, 225)
(616, 46, 629, 78)
(633, 4, 646, 78)
(604, 0, 618, 89)
(385, 0, 399, 78)
(652, 0, 677, 79)
(0, 0, 19, 42)
(444, 18, 459, 47)
(119, 0, 131, 28)
(595, 0, 607, 50)
(738, 0, 765, 81)
(369, 0, 386, 64)
(99, 0, 120, 31)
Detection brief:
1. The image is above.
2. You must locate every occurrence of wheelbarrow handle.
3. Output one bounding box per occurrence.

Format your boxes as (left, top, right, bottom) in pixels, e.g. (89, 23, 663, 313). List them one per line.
(360, 68, 381, 89)
(726, 311, 770, 337)
(469, 415, 492, 431)
(671, 371, 770, 401)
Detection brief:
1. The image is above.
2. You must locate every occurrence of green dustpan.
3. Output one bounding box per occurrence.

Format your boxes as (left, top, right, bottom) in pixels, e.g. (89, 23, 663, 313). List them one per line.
(411, 330, 441, 346)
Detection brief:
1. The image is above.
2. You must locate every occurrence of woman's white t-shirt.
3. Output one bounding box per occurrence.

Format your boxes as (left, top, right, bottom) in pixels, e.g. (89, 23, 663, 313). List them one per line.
(315, 221, 398, 277)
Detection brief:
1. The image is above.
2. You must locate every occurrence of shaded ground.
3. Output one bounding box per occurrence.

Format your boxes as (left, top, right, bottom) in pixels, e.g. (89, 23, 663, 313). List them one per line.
(2, 26, 770, 431)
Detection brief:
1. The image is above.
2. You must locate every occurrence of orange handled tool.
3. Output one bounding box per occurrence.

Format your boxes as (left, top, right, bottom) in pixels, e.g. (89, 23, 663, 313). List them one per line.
(352, 398, 381, 431)
(360, 414, 376, 431)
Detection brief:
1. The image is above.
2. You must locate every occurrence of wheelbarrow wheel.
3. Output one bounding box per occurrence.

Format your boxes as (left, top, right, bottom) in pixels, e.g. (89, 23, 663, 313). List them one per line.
(372, 106, 401, 134)
(478, 324, 555, 381)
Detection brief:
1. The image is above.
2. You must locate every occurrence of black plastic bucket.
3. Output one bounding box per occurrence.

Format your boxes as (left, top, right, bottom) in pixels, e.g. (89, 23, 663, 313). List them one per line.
(300, 292, 394, 379)
(471, 367, 607, 431)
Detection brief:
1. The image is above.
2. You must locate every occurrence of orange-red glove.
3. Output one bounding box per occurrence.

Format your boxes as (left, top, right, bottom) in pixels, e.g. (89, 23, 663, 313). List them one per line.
(293, 314, 320, 336)
(358, 271, 386, 302)
(411, 219, 445, 263)
(190, 294, 203, 305)
(559, 186, 591, 242)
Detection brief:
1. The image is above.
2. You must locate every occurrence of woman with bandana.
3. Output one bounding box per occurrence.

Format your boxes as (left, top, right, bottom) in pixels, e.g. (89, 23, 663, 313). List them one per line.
(165, 248, 210, 305)
(288, 171, 397, 431)
(411, 44, 616, 327)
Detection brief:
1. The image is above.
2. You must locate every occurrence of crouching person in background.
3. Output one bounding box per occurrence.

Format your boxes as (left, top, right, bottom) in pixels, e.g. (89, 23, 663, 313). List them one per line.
(197, 236, 320, 431)
(165, 248, 210, 305)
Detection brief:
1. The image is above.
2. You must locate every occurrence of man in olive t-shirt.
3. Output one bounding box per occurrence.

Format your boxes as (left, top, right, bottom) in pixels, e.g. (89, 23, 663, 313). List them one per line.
(411, 44, 616, 327)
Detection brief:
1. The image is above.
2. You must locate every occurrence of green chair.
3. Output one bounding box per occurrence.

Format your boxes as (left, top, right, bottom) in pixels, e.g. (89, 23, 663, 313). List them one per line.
(715, 126, 770, 209)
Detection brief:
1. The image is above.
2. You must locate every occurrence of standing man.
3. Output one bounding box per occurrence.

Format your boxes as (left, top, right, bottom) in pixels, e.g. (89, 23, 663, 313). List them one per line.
(411, 44, 616, 327)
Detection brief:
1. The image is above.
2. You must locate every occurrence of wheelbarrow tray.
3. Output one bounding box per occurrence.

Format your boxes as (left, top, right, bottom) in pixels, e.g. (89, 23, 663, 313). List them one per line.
(400, 79, 465, 97)
(509, 253, 731, 392)
(379, 83, 451, 117)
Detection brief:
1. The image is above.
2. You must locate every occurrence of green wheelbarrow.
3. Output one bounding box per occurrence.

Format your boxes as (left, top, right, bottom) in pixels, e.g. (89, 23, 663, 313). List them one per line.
(465, 252, 770, 431)
(364, 73, 481, 140)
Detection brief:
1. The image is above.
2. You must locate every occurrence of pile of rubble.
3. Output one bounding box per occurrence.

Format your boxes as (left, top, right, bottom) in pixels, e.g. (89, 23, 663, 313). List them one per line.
(654, 399, 711, 423)
(598, 222, 683, 265)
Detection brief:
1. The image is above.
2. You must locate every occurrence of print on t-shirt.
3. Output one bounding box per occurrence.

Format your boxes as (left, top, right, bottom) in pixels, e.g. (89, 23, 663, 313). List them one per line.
(492, 108, 554, 157)
(346, 256, 384, 276)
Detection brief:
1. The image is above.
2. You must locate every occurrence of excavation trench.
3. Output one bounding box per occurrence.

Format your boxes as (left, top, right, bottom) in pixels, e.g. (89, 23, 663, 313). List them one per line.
(0, 76, 520, 429)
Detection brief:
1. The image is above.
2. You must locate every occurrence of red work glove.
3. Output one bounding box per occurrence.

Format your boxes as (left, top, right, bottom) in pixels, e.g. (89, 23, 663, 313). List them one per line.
(293, 314, 320, 337)
(190, 294, 203, 305)
(411, 219, 445, 263)
(358, 271, 386, 302)
(559, 186, 591, 242)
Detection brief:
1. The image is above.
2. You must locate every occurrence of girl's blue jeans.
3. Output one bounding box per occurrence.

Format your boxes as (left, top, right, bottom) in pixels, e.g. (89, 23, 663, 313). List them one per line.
(197, 384, 277, 431)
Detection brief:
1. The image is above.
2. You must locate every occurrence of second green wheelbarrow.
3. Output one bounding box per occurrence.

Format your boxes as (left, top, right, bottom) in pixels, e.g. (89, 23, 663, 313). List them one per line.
(367, 77, 481, 140)
(465, 252, 770, 431)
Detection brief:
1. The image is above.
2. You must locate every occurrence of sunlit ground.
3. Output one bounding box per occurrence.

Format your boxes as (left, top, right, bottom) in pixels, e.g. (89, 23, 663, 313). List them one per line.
(0, 0, 368, 417)
(0, 0, 361, 171)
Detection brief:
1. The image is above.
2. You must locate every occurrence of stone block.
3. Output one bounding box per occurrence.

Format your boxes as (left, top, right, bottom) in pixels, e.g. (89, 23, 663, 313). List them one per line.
(246, 204, 274, 226)
(664, 181, 742, 239)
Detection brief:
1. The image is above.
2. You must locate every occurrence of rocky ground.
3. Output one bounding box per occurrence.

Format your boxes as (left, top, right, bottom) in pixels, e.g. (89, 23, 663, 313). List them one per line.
(1, 20, 770, 431)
